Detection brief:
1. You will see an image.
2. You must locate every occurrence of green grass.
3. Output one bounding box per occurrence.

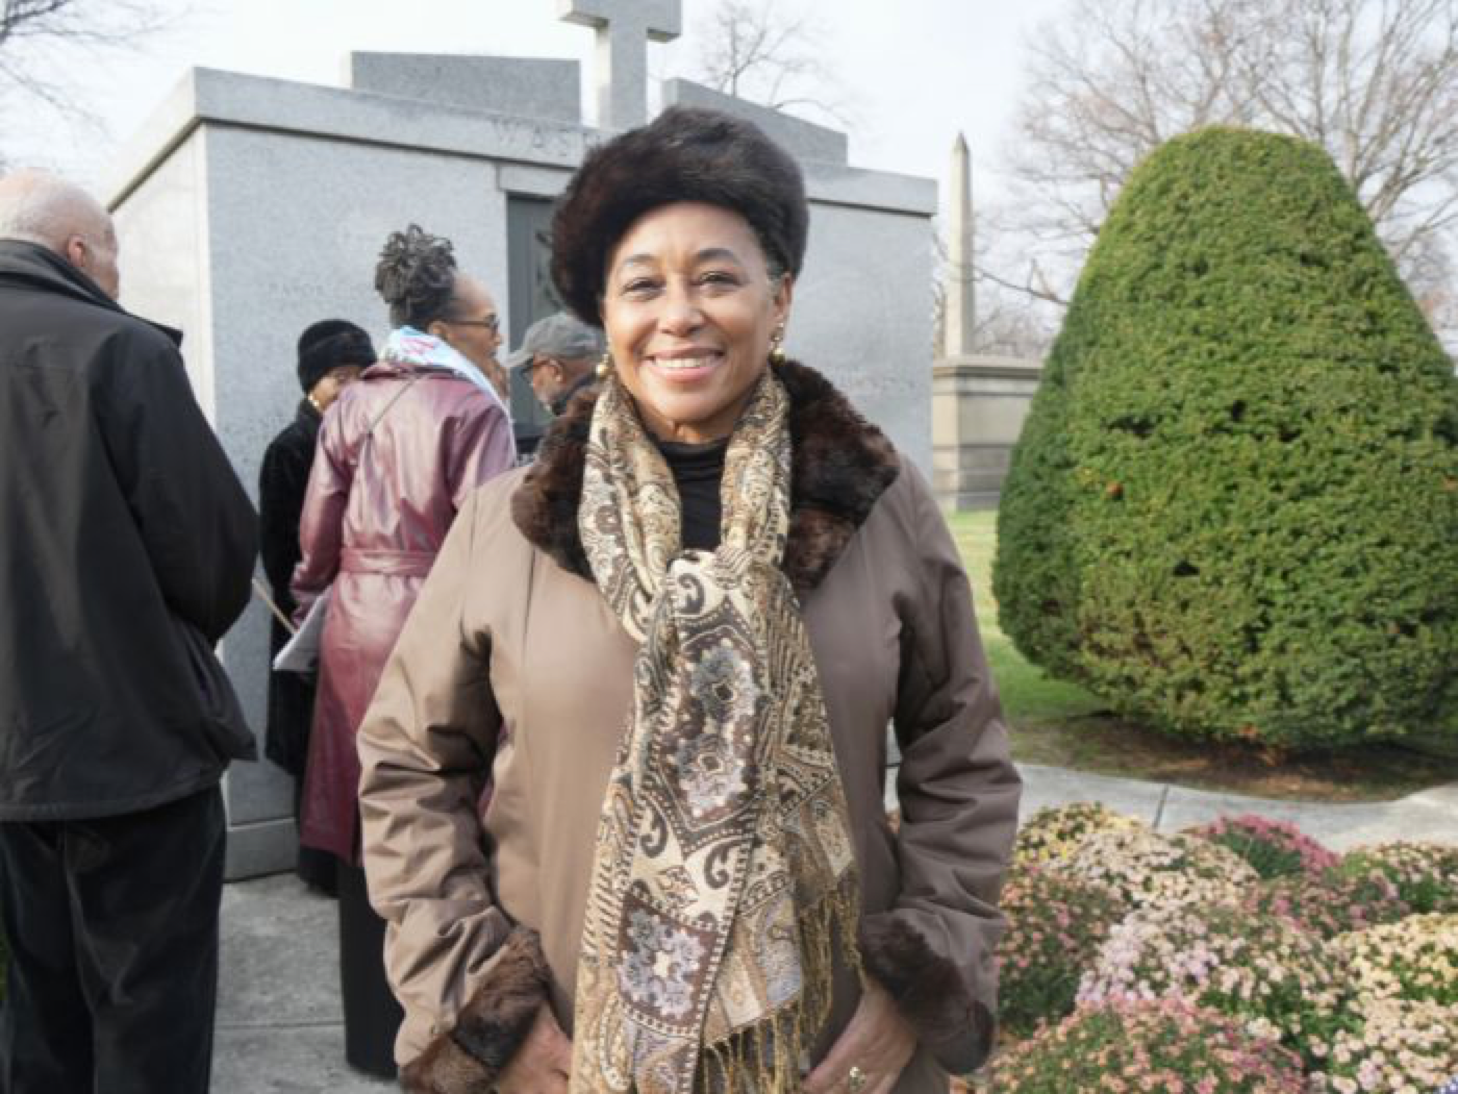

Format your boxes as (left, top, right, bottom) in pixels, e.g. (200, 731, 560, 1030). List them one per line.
(951, 511, 1106, 724)
(949, 510, 1455, 801)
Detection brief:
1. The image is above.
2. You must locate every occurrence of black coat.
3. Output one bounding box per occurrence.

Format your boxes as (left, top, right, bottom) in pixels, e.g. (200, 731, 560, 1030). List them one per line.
(259, 399, 322, 776)
(0, 240, 258, 821)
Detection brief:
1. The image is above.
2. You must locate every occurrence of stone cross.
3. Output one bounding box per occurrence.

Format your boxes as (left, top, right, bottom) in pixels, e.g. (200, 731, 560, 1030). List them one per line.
(945, 132, 977, 356)
(559, 0, 682, 130)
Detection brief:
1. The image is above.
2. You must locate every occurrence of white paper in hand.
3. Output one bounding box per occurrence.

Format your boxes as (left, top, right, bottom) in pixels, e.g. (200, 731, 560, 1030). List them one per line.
(272, 589, 329, 674)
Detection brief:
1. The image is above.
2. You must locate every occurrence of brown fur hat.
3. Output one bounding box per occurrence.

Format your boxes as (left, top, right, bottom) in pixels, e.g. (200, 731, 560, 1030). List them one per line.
(550, 106, 809, 326)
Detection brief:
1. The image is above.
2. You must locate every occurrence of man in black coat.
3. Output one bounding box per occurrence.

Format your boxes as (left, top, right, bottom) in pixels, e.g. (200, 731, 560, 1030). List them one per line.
(259, 320, 373, 895)
(0, 169, 258, 1092)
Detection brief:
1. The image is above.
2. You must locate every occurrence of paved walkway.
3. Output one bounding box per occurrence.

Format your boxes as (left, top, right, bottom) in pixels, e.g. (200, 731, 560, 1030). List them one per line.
(211, 762, 1458, 1093)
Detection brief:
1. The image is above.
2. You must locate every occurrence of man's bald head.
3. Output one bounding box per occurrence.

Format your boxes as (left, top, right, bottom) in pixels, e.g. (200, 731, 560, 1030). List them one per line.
(0, 169, 120, 299)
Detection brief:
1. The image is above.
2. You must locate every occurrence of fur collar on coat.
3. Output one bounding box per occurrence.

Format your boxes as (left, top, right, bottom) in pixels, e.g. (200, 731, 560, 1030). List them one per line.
(511, 359, 901, 589)
(401, 364, 990, 1093)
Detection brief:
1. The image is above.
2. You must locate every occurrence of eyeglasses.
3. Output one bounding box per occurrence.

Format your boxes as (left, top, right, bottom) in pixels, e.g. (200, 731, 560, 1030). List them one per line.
(450, 313, 500, 333)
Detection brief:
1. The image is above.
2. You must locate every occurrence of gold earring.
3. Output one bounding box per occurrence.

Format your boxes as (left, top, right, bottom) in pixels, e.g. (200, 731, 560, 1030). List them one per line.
(596, 350, 613, 379)
(768, 327, 786, 366)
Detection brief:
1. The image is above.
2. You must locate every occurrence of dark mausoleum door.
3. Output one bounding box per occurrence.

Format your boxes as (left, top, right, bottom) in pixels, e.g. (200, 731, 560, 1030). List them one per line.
(507, 195, 564, 459)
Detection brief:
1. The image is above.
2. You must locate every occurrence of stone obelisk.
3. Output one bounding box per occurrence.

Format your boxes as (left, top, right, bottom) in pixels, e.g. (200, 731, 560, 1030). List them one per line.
(933, 132, 1043, 510)
(945, 131, 975, 356)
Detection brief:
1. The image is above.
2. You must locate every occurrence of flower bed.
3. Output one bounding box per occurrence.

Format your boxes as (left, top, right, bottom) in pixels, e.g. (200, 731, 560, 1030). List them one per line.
(989, 803, 1458, 1093)
(1339, 842, 1458, 914)
(1185, 814, 1338, 879)
(1244, 864, 1410, 940)
(1334, 913, 1458, 1007)
(1013, 801, 1145, 867)
(1052, 827, 1258, 909)
(1309, 998, 1458, 1094)
(1076, 900, 1351, 1062)
(994, 865, 1130, 1034)
(988, 998, 1308, 1094)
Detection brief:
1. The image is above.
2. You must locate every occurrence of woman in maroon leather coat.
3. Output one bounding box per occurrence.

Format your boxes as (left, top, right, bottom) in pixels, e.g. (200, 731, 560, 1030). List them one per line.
(290, 225, 516, 1078)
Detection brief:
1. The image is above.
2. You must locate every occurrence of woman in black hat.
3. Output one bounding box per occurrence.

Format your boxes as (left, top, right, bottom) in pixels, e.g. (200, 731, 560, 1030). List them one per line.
(357, 108, 1019, 1094)
(258, 319, 374, 895)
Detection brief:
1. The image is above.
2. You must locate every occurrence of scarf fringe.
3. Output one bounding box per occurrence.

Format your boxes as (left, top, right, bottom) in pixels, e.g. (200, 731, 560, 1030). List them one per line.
(700, 875, 862, 1094)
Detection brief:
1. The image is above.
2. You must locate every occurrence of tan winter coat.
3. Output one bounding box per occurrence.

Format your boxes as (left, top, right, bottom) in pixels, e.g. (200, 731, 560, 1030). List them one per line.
(357, 361, 1021, 1092)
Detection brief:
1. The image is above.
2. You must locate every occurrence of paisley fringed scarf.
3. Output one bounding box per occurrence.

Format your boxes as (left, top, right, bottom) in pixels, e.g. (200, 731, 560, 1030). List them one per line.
(570, 369, 861, 1093)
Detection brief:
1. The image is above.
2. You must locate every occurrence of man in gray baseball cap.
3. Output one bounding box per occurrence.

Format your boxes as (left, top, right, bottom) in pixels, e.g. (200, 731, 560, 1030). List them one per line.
(507, 311, 605, 416)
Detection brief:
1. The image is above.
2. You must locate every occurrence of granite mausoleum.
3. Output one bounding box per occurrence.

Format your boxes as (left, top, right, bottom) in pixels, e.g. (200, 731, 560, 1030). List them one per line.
(104, 1, 938, 877)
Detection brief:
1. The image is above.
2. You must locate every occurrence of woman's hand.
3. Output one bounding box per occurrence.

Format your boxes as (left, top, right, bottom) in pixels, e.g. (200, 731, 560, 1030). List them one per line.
(495, 1005, 573, 1093)
(803, 980, 917, 1094)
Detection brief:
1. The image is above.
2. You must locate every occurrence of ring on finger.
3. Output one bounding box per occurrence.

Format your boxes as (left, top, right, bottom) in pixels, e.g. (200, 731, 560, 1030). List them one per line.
(847, 1064, 867, 1092)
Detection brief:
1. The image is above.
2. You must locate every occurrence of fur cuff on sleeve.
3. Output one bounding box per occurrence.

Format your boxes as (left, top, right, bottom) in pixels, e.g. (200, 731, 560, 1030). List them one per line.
(859, 916, 995, 1075)
(399, 927, 550, 1094)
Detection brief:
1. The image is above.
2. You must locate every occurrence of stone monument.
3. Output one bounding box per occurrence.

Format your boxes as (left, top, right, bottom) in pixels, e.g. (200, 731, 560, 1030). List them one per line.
(559, 0, 681, 128)
(105, 2, 938, 878)
(932, 134, 1044, 509)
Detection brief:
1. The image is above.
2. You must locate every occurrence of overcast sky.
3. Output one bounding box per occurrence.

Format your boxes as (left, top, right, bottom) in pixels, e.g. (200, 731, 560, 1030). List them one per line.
(2, 0, 1068, 215)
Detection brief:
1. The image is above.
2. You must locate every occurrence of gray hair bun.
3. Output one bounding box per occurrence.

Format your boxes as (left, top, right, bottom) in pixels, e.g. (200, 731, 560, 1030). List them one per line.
(374, 224, 458, 329)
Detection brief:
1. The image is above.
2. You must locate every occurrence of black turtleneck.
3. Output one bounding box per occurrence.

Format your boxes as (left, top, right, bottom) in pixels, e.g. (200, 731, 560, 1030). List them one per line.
(654, 437, 729, 551)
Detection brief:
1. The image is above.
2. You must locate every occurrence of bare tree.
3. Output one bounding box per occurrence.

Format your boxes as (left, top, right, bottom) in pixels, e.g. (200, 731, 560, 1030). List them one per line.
(931, 210, 1060, 361)
(1001, 0, 1458, 328)
(693, 0, 854, 128)
(0, 0, 171, 122)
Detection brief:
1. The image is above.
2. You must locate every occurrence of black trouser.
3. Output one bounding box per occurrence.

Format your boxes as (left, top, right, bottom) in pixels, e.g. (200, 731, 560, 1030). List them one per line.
(292, 778, 337, 897)
(0, 785, 225, 1093)
(336, 859, 402, 1079)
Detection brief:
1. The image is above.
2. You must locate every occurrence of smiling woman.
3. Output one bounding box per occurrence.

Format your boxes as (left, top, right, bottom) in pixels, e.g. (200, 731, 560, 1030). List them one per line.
(356, 107, 1021, 1095)
(600, 202, 790, 443)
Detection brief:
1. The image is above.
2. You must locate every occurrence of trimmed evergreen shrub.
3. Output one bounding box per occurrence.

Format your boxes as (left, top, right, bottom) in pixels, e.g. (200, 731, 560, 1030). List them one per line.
(994, 126, 1458, 750)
